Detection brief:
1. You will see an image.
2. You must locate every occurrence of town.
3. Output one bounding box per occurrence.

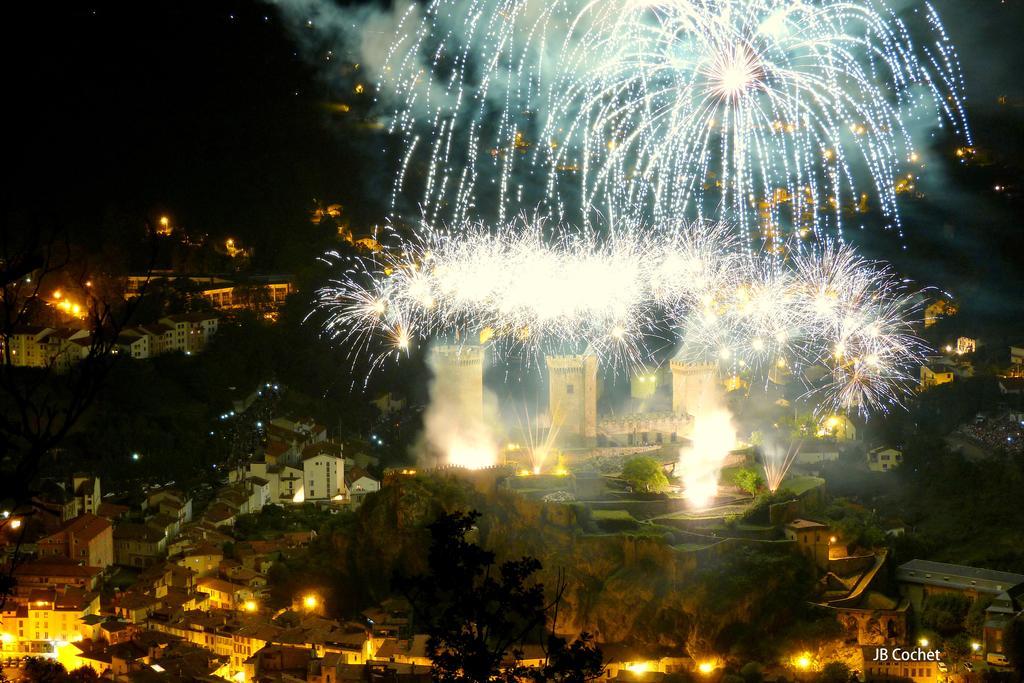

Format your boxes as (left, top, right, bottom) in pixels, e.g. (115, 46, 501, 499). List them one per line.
(3, 2, 1024, 683)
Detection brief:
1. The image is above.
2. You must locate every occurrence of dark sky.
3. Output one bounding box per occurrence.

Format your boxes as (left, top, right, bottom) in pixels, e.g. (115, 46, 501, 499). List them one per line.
(4, 0, 1024, 323)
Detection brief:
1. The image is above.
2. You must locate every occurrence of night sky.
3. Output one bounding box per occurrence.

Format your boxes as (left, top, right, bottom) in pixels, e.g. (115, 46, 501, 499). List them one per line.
(5, 0, 1024, 323)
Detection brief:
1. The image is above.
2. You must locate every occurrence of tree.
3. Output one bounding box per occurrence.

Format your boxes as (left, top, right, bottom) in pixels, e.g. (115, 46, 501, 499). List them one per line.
(0, 222, 153, 607)
(733, 467, 764, 495)
(921, 594, 970, 636)
(818, 662, 851, 683)
(945, 633, 972, 669)
(401, 511, 603, 683)
(23, 657, 68, 683)
(621, 456, 670, 493)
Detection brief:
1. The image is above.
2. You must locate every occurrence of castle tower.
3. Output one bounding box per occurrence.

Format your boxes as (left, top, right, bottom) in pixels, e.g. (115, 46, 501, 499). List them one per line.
(670, 360, 718, 417)
(428, 345, 484, 423)
(546, 354, 598, 444)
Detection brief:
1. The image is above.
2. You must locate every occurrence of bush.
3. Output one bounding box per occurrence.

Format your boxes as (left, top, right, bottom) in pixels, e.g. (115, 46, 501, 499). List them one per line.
(621, 456, 670, 493)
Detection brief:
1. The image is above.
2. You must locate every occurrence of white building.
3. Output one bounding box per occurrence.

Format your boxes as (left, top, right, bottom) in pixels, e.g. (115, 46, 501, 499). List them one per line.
(300, 442, 345, 502)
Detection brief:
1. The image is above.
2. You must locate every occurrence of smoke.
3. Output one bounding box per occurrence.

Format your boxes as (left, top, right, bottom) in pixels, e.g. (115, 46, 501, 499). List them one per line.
(418, 343, 499, 469)
(678, 384, 736, 509)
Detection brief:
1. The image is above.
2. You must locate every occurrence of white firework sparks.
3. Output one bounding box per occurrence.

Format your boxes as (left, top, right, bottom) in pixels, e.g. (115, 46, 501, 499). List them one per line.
(381, 0, 970, 241)
(313, 217, 925, 415)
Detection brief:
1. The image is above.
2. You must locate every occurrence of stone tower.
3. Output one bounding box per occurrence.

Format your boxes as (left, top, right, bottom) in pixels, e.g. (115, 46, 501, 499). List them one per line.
(546, 354, 598, 444)
(428, 345, 484, 423)
(670, 360, 718, 417)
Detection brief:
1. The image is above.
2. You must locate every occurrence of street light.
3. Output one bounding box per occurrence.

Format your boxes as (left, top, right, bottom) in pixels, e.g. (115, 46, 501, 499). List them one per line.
(303, 594, 318, 610)
(919, 638, 929, 648)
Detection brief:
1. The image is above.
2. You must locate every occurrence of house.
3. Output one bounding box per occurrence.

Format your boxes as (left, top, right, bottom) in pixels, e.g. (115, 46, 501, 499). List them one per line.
(37, 514, 114, 569)
(114, 523, 167, 568)
(195, 577, 253, 610)
(145, 512, 181, 542)
(115, 591, 160, 623)
(0, 587, 100, 647)
(867, 447, 903, 472)
(784, 519, 833, 570)
(175, 545, 224, 578)
(920, 364, 954, 389)
(158, 313, 219, 354)
(344, 468, 379, 507)
(146, 488, 193, 525)
(2, 326, 93, 371)
(202, 502, 238, 528)
(795, 442, 841, 465)
(71, 475, 101, 515)
(116, 332, 151, 359)
(96, 501, 130, 522)
(278, 465, 304, 504)
(301, 442, 346, 503)
(245, 476, 272, 512)
(10, 558, 103, 595)
(266, 417, 328, 468)
(372, 634, 433, 667)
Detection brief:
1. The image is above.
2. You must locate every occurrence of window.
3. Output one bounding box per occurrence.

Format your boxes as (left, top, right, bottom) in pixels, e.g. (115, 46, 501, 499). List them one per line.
(566, 384, 574, 394)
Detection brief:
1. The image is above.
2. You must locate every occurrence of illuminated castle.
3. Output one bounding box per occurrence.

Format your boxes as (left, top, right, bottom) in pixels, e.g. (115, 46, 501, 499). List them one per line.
(545, 354, 598, 445)
(670, 360, 718, 417)
(429, 345, 484, 423)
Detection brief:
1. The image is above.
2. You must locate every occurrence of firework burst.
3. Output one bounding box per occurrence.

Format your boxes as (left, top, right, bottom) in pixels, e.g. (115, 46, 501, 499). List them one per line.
(313, 217, 925, 415)
(381, 0, 970, 241)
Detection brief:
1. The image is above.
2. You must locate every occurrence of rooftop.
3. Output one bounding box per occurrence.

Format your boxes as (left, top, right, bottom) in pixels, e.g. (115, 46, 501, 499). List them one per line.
(896, 559, 1024, 593)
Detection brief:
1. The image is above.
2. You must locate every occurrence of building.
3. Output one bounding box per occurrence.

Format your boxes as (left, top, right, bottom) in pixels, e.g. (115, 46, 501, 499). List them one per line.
(670, 360, 718, 417)
(174, 545, 225, 578)
(158, 313, 220, 354)
(795, 442, 840, 465)
(145, 488, 194, 525)
(896, 559, 1024, 658)
(10, 558, 102, 595)
(429, 345, 485, 425)
(301, 442, 346, 502)
(868, 447, 903, 472)
(0, 588, 100, 655)
(2, 326, 93, 371)
(71, 474, 101, 516)
(920, 365, 954, 390)
(123, 273, 296, 314)
(862, 646, 939, 683)
(114, 523, 167, 568)
(344, 468, 380, 507)
(896, 559, 1024, 609)
(784, 518, 833, 571)
(37, 514, 114, 569)
(195, 577, 253, 610)
(546, 354, 598, 444)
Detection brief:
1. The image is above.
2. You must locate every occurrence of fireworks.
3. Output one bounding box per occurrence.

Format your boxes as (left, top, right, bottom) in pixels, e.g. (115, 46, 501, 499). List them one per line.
(381, 0, 970, 241)
(761, 440, 803, 493)
(314, 217, 925, 414)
